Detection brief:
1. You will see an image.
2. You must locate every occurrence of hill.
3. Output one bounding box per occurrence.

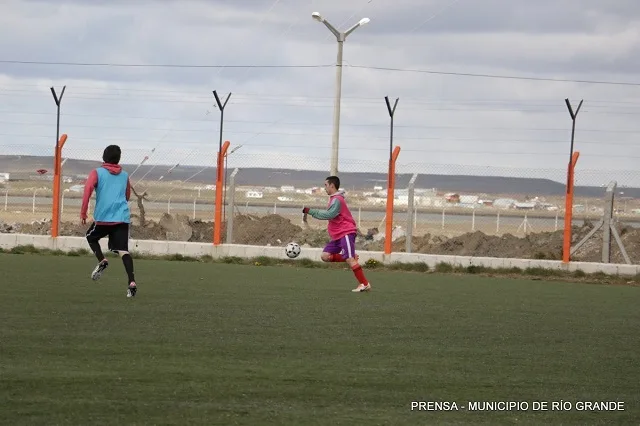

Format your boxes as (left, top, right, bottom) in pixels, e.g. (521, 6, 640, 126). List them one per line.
(0, 155, 636, 198)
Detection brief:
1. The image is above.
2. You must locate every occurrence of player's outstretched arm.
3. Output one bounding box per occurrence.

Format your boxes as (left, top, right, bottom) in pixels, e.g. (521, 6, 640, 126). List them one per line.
(303, 198, 341, 221)
(80, 169, 98, 223)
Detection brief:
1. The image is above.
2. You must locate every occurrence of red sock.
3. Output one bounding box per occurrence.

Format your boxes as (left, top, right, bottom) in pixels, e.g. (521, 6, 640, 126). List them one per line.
(329, 254, 346, 262)
(351, 263, 368, 285)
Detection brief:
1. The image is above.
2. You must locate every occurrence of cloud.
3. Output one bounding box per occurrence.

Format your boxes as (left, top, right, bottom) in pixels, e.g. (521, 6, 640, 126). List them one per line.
(1, 0, 640, 188)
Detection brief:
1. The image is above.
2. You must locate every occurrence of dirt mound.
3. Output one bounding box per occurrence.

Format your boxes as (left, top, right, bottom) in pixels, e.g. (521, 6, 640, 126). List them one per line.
(230, 214, 302, 246)
(391, 229, 566, 260)
(190, 220, 213, 242)
(363, 222, 640, 263)
(158, 214, 192, 241)
(0, 214, 306, 246)
(11, 219, 55, 236)
(570, 224, 640, 264)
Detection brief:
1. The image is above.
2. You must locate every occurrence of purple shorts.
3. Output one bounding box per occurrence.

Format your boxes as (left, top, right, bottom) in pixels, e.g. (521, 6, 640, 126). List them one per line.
(323, 233, 357, 259)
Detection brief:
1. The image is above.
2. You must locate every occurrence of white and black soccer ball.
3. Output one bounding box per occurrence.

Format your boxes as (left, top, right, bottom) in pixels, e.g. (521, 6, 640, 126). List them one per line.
(285, 242, 301, 259)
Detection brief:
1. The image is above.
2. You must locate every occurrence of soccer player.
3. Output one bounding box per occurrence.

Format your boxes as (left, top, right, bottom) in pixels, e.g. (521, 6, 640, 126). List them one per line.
(80, 145, 137, 298)
(303, 176, 371, 292)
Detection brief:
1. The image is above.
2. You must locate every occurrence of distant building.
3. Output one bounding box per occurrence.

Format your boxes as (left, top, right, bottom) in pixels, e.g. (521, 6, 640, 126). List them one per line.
(493, 198, 517, 209)
(0, 172, 9, 182)
(514, 202, 537, 210)
(245, 190, 264, 199)
(459, 195, 479, 204)
(444, 193, 460, 203)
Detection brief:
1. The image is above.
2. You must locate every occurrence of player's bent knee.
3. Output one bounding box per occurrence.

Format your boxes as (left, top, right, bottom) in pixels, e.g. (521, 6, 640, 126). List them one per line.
(321, 253, 331, 262)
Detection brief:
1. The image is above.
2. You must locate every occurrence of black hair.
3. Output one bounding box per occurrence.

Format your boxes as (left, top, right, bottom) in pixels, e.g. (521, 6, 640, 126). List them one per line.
(325, 175, 340, 190)
(103, 145, 122, 164)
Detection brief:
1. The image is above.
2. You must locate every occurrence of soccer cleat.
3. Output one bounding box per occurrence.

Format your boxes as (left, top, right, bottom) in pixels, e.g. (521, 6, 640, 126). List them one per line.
(91, 260, 109, 280)
(352, 283, 371, 292)
(127, 282, 137, 298)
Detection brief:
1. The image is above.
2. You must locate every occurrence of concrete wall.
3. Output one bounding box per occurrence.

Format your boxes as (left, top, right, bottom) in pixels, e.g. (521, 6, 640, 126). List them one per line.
(1, 233, 638, 277)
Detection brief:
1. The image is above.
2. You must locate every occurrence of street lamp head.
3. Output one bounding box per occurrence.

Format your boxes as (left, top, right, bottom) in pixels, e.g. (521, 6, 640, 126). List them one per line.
(344, 16, 371, 37)
(311, 12, 323, 22)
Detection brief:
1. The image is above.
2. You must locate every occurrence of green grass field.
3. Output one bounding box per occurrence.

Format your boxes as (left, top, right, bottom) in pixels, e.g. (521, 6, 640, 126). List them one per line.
(1, 253, 639, 425)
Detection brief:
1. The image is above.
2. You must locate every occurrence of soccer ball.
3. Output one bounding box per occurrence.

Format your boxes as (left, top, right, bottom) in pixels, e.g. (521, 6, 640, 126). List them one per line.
(285, 242, 301, 259)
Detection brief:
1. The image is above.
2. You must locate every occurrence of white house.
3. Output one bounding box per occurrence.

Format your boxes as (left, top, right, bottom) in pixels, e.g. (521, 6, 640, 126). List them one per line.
(493, 198, 517, 209)
(246, 190, 264, 199)
(514, 201, 537, 210)
(459, 195, 479, 204)
(0, 173, 9, 182)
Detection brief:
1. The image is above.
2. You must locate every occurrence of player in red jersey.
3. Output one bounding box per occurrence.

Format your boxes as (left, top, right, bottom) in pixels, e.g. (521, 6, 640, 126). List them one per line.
(303, 176, 371, 292)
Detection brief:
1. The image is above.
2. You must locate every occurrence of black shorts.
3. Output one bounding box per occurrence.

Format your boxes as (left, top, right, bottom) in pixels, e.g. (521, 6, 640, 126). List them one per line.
(85, 222, 130, 253)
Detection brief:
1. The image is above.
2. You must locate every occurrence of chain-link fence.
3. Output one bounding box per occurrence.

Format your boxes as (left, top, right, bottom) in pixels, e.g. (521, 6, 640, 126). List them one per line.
(388, 162, 640, 263)
(0, 144, 55, 223)
(393, 162, 572, 239)
(0, 142, 217, 239)
(216, 154, 640, 262)
(2, 142, 640, 263)
(222, 153, 392, 247)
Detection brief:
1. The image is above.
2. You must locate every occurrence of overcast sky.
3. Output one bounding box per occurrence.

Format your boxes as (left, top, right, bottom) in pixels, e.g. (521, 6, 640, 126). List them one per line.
(1, 0, 640, 186)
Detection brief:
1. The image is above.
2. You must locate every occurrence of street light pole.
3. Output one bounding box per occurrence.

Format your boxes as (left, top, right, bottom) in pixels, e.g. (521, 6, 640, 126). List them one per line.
(312, 12, 370, 176)
(332, 38, 344, 177)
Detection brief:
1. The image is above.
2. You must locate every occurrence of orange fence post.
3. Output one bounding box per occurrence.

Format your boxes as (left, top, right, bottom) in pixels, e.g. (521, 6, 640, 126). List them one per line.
(562, 151, 580, 263)
(384, 146, 401, 255)
(214, 141, 231, 245)
(51, 134, 68, 238)
(562, 98, 583, 263)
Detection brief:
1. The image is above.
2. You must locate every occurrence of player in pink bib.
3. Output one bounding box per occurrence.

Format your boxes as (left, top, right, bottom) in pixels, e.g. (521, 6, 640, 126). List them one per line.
(303, 176, 371, 292)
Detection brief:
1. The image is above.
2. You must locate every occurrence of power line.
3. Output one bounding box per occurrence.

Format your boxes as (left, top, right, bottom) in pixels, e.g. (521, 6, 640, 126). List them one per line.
(347, 65, 640, 87)
(4, 120, 640, 142)
(2, 130, 640, 147)
(3, 141, 640, 159)
(409, 0, 462, 33)
(1, 59, 639, 86)
(2, 89, 571, 105)
(1, 110, 640, 134)
(2, 92, 640, 115)
(4, 84, 639, 106)
(3, 88, 640, 107)
(0, 60, 332, 69)
(2, 92, 639, 115)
